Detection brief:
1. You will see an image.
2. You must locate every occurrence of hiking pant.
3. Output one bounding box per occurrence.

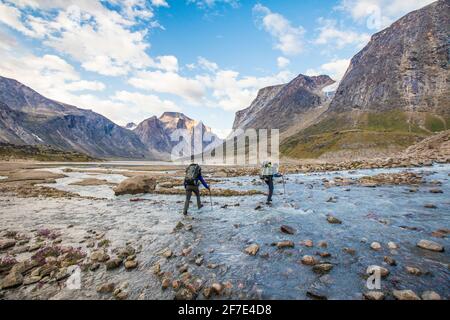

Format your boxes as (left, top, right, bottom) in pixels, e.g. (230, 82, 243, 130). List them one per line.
(183, 185, 201, 214)
(264, 176, 274, 203)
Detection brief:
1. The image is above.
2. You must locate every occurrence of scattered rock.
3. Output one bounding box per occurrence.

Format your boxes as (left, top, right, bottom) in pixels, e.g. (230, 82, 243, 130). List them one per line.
(97, 283, 115, 293)
(366, 265, 389, 278)
(301, 255, 317, 266)
(162, 249, 173, 259)
(312, 263, 333, 274)
(211, 283, 223, 295)
(276, 241, 295, 249)
(363, 291, 385, 300)
(306, 290, 328, 300)
(244, 244, 260, 256)
(90, 250, 110, 262)
(421, 291, 441, 300)
(280, 225, 296, 235)
(343, 247, 356, 255)
(417, 239, 444, 252)
(106, 258, 122, 270)
(405, 266, 422, 276)
(326, 215, 342, 224)
(254, 205, 262, 211)
(318, 241, 328, 248)
(392, 290, 420, 300)
(301, 240, 314, 247)
(195, 257, 204, 266)
(387, 242, 398, 249)
(383, 256, 397, 266)
(0, 239, 16, 250)
(23, 275, 41, 285)
(0, 272, 23, 289)
(113, 175, 156, 196)
(431, 229, 450, 238)
(424, 204, 437, 209)
(124, 260, 138, 270)
(429, 188, 443, 194)
(175, 288, 195, 300)
(161, 278, 171, 290)
(370, 242, 382, 250)
(113, 289, 129, 300)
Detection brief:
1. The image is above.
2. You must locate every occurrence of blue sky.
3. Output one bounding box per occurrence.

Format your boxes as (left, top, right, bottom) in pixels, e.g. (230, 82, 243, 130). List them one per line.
(0, 0, 435, 137)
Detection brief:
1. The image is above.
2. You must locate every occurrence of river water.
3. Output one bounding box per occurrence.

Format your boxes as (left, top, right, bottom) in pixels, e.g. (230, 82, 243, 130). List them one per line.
(1, 164, 449, 300)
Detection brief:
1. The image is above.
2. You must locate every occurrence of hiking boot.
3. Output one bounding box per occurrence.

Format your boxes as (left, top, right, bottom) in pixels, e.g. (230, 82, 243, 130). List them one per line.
(198, 204, 204, 210)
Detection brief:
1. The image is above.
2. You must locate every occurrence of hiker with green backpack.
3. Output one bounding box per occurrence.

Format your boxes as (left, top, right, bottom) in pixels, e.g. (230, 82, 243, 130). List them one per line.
(260, 161, 284, 205)
(183, 163, 210, 215)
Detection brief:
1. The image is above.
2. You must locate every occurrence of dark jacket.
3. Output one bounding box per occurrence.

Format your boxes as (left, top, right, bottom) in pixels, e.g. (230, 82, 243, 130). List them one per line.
(184, 174, 209, 189)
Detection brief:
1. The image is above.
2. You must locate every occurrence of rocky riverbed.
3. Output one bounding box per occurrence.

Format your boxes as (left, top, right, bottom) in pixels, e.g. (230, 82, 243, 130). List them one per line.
(0, 162, 449, 300)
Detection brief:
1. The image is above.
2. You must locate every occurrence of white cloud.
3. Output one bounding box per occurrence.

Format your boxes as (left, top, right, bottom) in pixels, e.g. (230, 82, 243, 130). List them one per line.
(253, 4, 305, 56)
(129, 70, 206, 103)
(337, 0, 435, 30)
(314, 18, 370, 49)
(188, 0, 240, 9)
(151, 0, 169, 7)
(0, 1, 154, 76)
(277, 57, 290, 69)
(197, 57, 219, 72)
(154, 55, 179, 72)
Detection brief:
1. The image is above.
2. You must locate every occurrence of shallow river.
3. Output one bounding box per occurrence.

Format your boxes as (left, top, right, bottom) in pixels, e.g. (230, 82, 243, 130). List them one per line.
(1, 164, 449, 300)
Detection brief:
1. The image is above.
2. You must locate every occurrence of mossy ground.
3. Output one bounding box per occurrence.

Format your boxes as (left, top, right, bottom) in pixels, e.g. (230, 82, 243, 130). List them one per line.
(0, 143, 97, 162)
(281, 110, 448, 159)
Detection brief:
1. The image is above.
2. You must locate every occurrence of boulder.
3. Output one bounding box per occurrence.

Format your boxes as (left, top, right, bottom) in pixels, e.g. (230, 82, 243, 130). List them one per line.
(90, 250, 110, 262)
(280, 225, 296, 235)
(0, 239, 16, 250)
(392, 290, 420, 300)
(113, 176, 156, 196)
(312, 263, 333, 274)
(417, 239, 444, 252)
(105, 258, 122, 270)
(276, 241, 295, 249)
(124, 260, 138, 270)
(301, 255, 317, 266)
(97, 283, 115, 293)
(405, 266, 422, 276)
(366, 265, 389, 278)
(326, 215, 342, 224)
(0, 271, 23, 289)
(244, 244, 260, 256)
(370, 242, 381, 250)
(363, 291, 385, 300)
(421, 291, 441, 300)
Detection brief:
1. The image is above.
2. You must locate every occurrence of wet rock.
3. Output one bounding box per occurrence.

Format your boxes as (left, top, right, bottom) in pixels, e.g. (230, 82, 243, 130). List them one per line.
(254, 205, 262, 211)
(306, 290, 328, 300)
(113, 289, 129, 300)
(23, 275, 41, 285)
(0, 239, 16, 250)
(124, 260, 138, 270)
(0, 271, 23, 289)
(90, 250, 110, 262)
(392, 290, 420, 300)
(424, 204, 437, 209)
(174, 221, 185, 231)
(326, 215, 342, 224)
(301, 240, 314, 247)
(431, 229, 450, 238)
(301, 255, 317, 266)
(405, 266, 422, 276)
(383, 256, 397, 266)
(172, 279, 181, 290)
(343, 247, 356, 255)
(113, 175, 156, 196)
(89, 263, 100, 271)
(318, 241, 328, 248)
(280, 225, 296, 235)
(97, 283, 115, 293)
(276, 241, 295, 249)
(161, 278, 171, 290)
(181, 247, 192, 256)
(421, 291, 441, 300)
(429, 188, 443, 194)
(195, 257, 204, 266)
(203, 287, 212, 299)
(312, 263, 333, 274)
(211, 283, 223, 295)
(175, 288, 195, 300)
(363, 291, 385, 300)
(366, 265, 389, 278)
(178, 264, 189, 274)
(317, 252, 331, 258)
(105, 258, 122, 270)
(370, 242, 381, 250)
(387, 242, 398, 250)
(244, 244, 260, 256)
(162, 249, 173, 259)
(207, 263, 218, 269)
(417, 239, 444, 252)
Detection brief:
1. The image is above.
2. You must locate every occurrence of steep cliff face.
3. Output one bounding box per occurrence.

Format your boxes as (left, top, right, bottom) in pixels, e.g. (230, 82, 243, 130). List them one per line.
(0, 76, 150, 159)
(134, 112, 221, 159)
(330, 0, 449, 114)
(232, 74, 335, 133)
(281, 0, 450, 160)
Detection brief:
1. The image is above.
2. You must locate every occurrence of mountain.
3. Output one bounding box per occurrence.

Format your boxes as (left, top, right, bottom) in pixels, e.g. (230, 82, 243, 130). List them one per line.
(281, 0, 449, 160)
(0, 76, 150, 159)
(124, 122, 137, 130)
(233, 74, 335, 137)
(134, 112, 221, 159)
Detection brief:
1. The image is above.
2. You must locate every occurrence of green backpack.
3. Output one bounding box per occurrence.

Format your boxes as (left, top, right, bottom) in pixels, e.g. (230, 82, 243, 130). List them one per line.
(185, 164, 201, 186)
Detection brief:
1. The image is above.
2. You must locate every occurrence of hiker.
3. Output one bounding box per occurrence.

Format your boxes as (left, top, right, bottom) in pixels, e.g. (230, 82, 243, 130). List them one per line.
(260, 161, 282, 205)
(183, 163, 210, 215)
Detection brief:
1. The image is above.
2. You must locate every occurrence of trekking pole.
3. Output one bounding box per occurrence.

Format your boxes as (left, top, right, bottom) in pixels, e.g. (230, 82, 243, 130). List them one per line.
(282, 175, 286, 195)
